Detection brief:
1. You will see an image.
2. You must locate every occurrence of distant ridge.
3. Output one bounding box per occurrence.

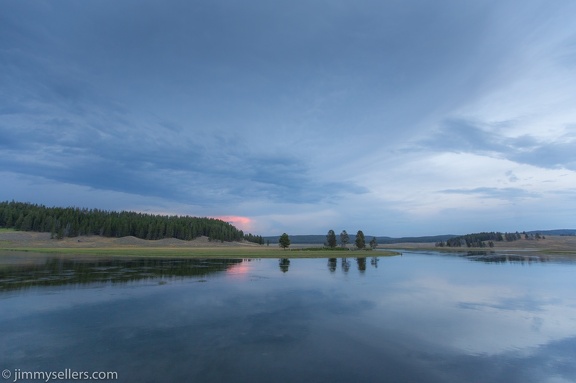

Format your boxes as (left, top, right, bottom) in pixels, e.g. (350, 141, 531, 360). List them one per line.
(526, 229, 576, 236)
(263, 230, 576, 245)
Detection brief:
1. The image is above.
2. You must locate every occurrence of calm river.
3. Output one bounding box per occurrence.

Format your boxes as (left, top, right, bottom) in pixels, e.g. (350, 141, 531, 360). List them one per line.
(1, 251, 575, 382)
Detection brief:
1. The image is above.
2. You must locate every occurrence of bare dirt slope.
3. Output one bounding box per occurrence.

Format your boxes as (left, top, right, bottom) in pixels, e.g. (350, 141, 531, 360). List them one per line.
(0, 231, 259, 248)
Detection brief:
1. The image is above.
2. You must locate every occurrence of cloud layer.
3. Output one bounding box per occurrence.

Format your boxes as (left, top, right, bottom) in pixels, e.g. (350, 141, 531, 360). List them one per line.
(1, 0, 575, 235)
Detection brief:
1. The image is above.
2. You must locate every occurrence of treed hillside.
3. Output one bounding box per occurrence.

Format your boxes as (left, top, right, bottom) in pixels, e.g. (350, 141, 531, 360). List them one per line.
(527, 229, 576, 236)
(437, 231, 523, 248)
(0, 201, 255, 243)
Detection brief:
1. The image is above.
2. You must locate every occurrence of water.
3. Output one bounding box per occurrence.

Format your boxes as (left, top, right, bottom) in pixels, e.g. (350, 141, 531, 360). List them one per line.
(1, 251, 576, 382)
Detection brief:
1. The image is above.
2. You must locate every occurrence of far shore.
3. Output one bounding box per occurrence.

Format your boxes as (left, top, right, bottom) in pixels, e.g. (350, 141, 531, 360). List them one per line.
(377, 235, 576, 255)
(1, 230, 574, 258)
(0, 231, 399, 258)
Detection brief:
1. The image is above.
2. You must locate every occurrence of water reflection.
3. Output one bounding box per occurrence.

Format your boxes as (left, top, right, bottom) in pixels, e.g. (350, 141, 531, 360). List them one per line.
(356, 257, 366, 272)
(462, 252, 554, 264)
(405, 249, 576, 265)
(1, 252, 576, 382)
(2, 252, 571, 290)
(327, 258, 337, 273)
(341, 257, 350, 273)
(279, 258, 290, 273)
(325, 257, 380, 274)
(0, 257, 241, 291)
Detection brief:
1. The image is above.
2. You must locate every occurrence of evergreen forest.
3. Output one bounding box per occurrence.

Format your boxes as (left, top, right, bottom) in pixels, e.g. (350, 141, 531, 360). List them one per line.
(0, 201, 262, 243)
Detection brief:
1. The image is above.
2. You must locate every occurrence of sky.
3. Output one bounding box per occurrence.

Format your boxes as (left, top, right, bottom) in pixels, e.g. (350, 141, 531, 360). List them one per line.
(1, 0, 575, 237)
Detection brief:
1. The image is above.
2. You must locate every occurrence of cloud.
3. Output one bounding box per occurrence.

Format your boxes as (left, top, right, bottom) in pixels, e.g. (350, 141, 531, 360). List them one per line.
(0, 103, 368, 208)
(441, 187, 540, 201)
(213, 216, 253, 232)
(420, 118, 576, 170)
(510, 137, 576, 170)
(2, 0, 576, 235)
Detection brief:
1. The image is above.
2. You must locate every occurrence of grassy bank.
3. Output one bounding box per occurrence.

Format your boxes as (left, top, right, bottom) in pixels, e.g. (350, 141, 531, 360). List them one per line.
(0, 246, 401, 258)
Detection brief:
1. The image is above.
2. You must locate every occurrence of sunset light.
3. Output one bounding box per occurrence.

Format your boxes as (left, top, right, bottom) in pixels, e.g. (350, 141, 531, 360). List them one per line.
(215, 216, 253, 232)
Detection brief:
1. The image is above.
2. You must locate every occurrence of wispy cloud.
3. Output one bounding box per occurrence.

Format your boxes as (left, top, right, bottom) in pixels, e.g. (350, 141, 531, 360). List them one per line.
(441, 187, 540, 201)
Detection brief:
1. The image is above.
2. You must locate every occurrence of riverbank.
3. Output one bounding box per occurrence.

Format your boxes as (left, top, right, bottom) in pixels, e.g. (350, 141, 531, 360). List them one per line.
(0, 231, 400, 258)
(1, 230, 573, 258)
(378, 235, 576, 255)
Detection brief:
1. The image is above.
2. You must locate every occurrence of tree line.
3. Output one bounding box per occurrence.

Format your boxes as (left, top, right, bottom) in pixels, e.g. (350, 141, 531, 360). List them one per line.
(0, 257, 243, 291)
(0, 201, 262, 243)
(435, 231, 523, 248)
(243, 233, 265, 245)
(326, 229, 378, 249)
(278, 230, 378, 250)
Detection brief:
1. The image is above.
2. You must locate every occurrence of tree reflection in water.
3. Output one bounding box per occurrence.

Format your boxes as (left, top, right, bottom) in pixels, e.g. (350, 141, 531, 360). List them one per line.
(356, 257, 366, 273)
(279, 258, 290, 273)
(341, 258, 350, 273)
(0, 257, 242, 291)
(327, 258, 337, 273)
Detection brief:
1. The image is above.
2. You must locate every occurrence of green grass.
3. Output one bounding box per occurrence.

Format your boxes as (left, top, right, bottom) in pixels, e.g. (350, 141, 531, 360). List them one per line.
(299, 247, 360, 251)
(0, 246, 401, 258)
(0, 228, 16, 232)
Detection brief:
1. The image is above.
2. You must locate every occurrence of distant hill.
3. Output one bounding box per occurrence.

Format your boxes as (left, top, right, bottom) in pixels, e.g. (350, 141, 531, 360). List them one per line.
(263, 234, 460, 245)
(378, 235, 460, 244)
(263, 230, 576, 245)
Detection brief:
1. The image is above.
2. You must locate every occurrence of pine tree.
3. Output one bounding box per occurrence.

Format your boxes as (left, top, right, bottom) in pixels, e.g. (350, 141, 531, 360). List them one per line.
(326, 230, 337, 248)
(340, 230, 349, 248)
(355, 230, 366, 249)
(369, 236, 378, 249)
(279, 233, 291, 249)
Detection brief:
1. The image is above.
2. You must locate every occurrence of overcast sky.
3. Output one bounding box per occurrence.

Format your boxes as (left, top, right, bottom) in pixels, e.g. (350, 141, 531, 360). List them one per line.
(1, 0, 575, 236)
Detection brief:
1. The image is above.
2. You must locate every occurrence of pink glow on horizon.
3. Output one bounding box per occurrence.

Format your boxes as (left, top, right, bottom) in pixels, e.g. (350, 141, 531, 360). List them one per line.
(214, 215, 253, 232)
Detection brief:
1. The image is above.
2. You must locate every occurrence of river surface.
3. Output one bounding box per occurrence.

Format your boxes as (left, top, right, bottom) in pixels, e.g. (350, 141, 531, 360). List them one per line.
(1, 251, 575, 382)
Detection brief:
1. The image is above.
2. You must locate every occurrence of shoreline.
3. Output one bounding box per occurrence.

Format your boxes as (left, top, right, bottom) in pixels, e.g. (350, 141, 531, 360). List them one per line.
(0, 247, 401, 259)
(0, 231, 400, 258)
(1, 231, 574, 258)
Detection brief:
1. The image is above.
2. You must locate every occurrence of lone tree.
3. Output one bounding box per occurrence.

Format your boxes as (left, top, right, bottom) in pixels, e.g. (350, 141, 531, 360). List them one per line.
(279, 233, 291, 249)
(355, 230, 366, 249)
(326, 229, 337, 248)
(340, 230, 349, 248)
(369, 236, 378, 249)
